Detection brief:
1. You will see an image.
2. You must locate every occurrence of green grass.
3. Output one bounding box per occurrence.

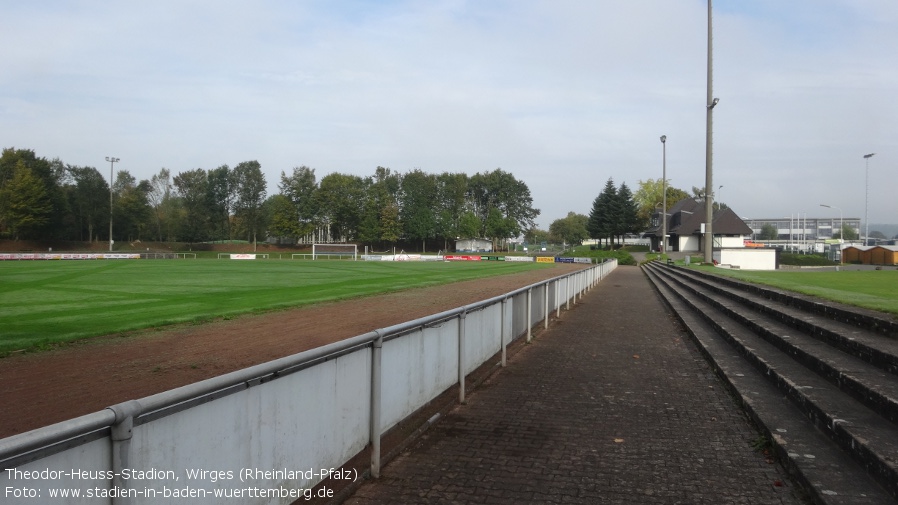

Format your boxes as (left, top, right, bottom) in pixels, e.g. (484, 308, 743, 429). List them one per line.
(0, 259, 555, 355)
(569, 245, 637, 265)
(689, 266, 898, 316)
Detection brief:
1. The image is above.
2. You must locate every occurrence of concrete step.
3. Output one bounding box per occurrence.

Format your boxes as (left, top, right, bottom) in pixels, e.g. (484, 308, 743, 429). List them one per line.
(663, 265, 898, 376)
(643, 263, 897, 504)
(652, 265, 898, 426)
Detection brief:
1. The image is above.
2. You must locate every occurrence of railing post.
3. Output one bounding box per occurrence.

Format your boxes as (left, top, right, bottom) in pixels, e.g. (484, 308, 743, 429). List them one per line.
(555, 279, 560, 319)
(458, 310, 467, 404)
(370, 331, 383, 478)
(501, 298, 508, 367)
(544, 282, 550, 330)
(108, 400, 141, 505)
(526, 288, 533, 343)
(566, 277, 572, 311)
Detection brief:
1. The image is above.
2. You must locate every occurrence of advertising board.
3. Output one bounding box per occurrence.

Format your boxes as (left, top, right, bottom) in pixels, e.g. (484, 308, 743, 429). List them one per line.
(444, 255, 482, 261)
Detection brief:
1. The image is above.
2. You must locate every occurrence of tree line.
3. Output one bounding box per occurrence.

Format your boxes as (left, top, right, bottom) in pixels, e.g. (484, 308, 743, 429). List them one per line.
(0, 148, 539, 251)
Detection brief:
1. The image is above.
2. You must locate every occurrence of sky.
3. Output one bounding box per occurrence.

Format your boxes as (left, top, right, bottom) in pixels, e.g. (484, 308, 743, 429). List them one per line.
(2, 0, 896, 231)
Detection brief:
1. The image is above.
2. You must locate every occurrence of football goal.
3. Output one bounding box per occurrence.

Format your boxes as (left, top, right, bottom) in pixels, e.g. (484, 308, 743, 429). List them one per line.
(312, 243, 358, 261)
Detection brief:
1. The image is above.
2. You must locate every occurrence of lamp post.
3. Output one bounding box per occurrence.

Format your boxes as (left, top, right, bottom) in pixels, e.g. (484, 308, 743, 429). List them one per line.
(660, 135, 667, 254)
(820, 204, 842, 242)
(106, 156, 120, 252)
(703, 0, 718, 264)
(863, 153, 875, 245)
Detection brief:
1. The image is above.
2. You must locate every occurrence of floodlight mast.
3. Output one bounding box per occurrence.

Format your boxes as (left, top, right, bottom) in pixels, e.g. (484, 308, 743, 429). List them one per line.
(863, 153, 875, 245)
(703, 0, 717, 264)
(106, 156, 120, 252)
(660, 135, 667, 254)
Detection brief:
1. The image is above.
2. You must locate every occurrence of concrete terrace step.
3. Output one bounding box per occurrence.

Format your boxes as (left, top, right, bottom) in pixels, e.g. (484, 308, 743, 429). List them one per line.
(665, 265, 898, 376)
(651, 265, 898, 426)
(642, 262, 898, 504)
(682, 265, 898, 339)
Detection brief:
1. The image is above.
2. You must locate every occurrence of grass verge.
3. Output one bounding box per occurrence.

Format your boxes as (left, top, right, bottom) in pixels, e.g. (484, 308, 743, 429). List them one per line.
(689, 265, 898, 317)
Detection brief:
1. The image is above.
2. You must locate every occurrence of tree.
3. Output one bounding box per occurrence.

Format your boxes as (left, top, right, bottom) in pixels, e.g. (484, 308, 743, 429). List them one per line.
(358, 167, 402, 247)
(267, 194, 302, 242)
(316, 172, 365, 241)
(614, 182, 639, 242)
(434, 172, 469, 250)
(173, 169, 210, 242)
(587, 179, 639, 247)
(691, 186, 707, 202)
(400, 169, 438, 252)
(67, 165, 109, 242)
(841, 225, 859, 241)
(206, 165, 233, 242)
(588, 178, 617, 246)
(524, 227, 549, 246)
(0, 161, 52, 239)
(146, 168, 181, 242)
(0, 148, 67, 239)
(111, 170, 151, 242)
(549, 212, 589, 246)
(633, 178, 689, 230)
(468, 168, 539, 249)
(457, 211, 481, 240)
(280, 165, 319, 240)
(759, 223, 778, 240)
(232, 161, 267, 245)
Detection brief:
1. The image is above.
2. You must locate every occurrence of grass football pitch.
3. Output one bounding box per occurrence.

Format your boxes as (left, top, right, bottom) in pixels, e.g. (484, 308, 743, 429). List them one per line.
(0, 259, 555, 355)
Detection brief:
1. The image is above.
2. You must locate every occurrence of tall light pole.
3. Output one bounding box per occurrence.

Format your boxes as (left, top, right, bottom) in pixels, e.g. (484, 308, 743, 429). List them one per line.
(660, 135, 667, 254)
(820, 204, 842, 241)
(703, 0, 718, 264)
(106, 156, 120, 252)
(863, 153, 875, 245)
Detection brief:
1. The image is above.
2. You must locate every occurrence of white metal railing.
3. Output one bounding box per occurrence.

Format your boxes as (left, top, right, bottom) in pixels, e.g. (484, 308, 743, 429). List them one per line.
(0, 260, 617, 504)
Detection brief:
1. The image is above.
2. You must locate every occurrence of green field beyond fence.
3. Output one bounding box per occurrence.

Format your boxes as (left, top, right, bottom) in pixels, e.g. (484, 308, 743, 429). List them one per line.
(0, 260, 554, 355)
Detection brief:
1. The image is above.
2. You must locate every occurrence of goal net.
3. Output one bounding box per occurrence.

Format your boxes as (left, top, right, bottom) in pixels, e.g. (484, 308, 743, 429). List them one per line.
(312, 243, 358, 261)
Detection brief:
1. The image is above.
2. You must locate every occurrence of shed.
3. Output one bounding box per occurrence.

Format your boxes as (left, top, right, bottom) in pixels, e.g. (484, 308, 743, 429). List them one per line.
(870, 245, 898, 265)
(841, 246, 871, 264)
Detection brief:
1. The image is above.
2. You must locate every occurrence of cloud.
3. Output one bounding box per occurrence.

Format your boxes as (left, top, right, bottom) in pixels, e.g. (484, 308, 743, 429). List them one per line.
(1, 0, 896, 230)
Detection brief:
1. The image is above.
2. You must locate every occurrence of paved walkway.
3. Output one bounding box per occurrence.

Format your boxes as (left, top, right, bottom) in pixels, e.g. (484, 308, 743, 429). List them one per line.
(345, 266, 809, 504)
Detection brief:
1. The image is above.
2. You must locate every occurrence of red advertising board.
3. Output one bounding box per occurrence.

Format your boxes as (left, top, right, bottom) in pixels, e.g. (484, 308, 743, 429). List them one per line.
(444, 255, 482, 261)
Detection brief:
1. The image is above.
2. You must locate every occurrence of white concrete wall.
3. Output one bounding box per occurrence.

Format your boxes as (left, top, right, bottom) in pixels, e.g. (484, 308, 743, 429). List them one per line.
(714, 248, 777, 270)
(381, 322, 459, 430)
(679, 235, 701, 252)
(719, 236, 746, 248)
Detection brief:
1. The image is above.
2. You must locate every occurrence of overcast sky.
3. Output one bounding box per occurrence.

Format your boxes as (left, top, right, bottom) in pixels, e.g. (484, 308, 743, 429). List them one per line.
(3, 0, 896, 230)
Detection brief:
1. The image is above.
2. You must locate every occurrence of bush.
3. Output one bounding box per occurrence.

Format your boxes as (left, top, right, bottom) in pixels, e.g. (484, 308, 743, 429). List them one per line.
(569, 246, 636, 266)
(779, 253, 838, 267)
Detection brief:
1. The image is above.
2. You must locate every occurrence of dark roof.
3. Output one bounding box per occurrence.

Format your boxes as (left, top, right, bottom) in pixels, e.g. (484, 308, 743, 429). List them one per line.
(649, 198, 752, 237)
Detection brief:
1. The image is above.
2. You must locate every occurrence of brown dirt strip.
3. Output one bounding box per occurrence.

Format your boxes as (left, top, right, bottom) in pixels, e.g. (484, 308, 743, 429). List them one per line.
(0, 264, 584, 439)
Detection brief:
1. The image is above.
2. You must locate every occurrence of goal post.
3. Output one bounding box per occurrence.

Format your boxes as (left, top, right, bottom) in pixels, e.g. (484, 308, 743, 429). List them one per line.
(312, 243, 358, 261)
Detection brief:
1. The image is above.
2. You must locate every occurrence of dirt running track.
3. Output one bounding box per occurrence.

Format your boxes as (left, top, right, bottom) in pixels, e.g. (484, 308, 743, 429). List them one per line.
(0, 265, 586, 439)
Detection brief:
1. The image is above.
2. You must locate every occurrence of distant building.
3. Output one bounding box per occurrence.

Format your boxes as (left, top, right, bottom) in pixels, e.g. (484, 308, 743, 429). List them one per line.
(742, 217, 861, 241)
(644, 198, 752, 253)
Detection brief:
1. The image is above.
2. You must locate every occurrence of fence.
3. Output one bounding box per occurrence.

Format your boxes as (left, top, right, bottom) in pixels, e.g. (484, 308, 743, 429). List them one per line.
(0, 260, 617, 504)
